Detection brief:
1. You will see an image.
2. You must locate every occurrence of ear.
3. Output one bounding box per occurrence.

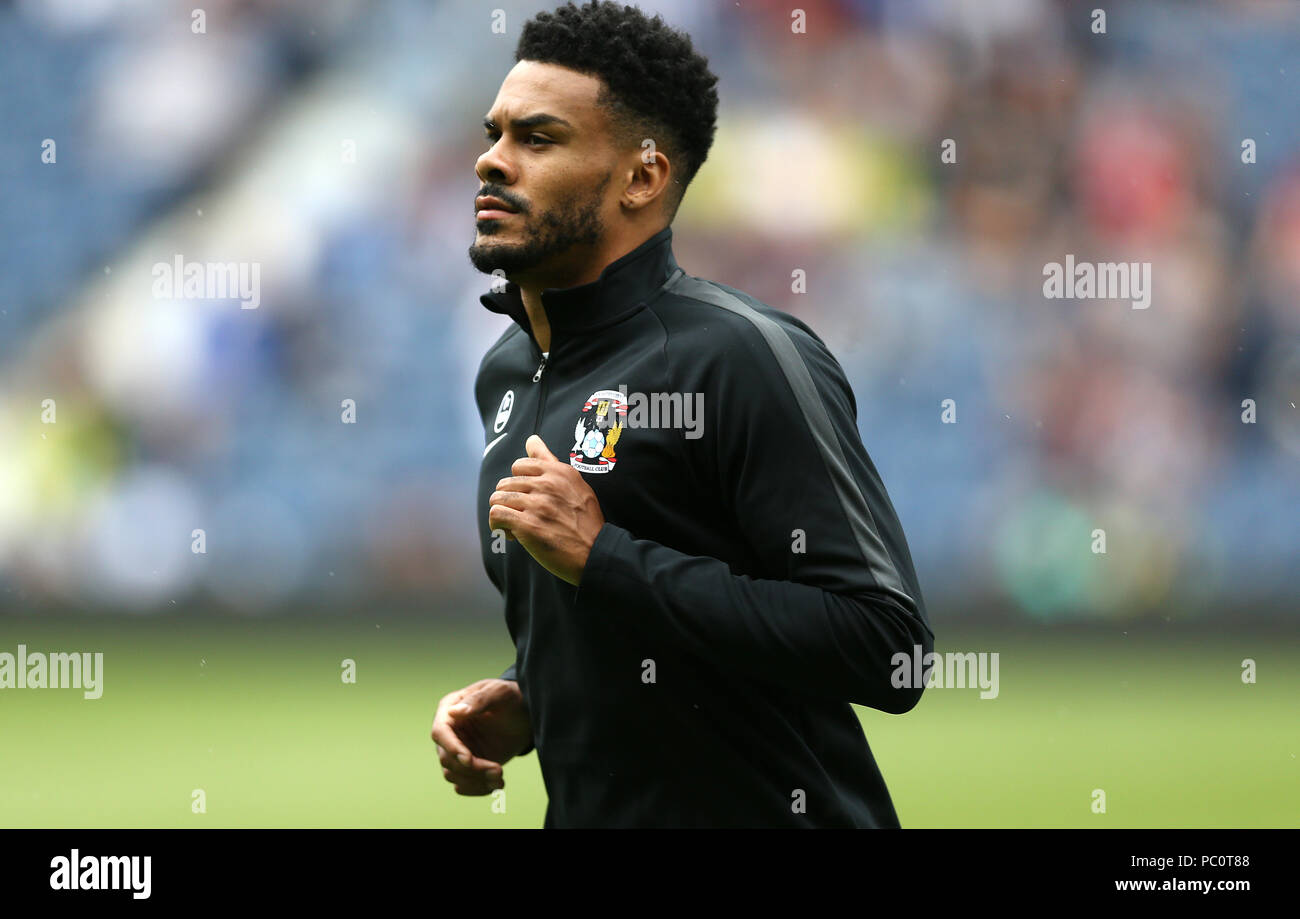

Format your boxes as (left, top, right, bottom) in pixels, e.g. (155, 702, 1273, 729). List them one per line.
(622, 145, 672, 213)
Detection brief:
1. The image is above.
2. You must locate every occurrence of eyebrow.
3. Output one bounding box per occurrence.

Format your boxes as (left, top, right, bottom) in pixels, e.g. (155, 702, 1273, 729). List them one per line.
(483, 113, 574, 132)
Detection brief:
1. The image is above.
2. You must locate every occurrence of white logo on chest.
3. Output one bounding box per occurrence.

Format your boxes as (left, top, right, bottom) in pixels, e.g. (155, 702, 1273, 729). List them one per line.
(493, 390, 514, 433)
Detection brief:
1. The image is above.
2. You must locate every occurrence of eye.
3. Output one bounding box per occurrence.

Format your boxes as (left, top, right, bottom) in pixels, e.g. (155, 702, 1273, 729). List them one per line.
(524, 134, 552, 146)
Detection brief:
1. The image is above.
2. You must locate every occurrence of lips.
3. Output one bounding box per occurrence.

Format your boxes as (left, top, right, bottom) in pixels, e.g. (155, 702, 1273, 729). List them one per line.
(476, 196, 519, 219)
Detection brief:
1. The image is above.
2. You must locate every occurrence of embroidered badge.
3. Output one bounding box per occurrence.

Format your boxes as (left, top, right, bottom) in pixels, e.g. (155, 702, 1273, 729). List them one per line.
(570, 389, 626, 473)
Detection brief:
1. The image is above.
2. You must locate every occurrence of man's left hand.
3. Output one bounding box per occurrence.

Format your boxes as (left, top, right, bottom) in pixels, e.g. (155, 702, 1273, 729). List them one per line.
(488, 435, 605, 586)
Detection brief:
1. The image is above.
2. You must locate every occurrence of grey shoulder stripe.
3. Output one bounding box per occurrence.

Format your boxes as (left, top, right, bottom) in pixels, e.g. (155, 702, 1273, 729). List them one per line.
(665, 272, 912, 605)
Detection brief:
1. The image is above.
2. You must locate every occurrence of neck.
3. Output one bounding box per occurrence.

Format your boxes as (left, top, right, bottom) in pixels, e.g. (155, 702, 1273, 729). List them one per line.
(521, 290, 552, 353)
(515, 226, 663, 355)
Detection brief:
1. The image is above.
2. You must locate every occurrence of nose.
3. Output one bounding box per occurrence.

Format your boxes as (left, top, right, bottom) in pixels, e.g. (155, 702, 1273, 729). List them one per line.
(475, 138, 515, 186)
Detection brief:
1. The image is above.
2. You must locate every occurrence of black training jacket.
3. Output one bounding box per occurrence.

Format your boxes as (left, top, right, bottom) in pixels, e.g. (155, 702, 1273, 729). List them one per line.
(473, 226, 934, 828)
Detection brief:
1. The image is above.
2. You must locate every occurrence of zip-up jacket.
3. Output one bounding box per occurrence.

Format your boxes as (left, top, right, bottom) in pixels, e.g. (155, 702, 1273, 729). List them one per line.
(473, 226, 934, 828)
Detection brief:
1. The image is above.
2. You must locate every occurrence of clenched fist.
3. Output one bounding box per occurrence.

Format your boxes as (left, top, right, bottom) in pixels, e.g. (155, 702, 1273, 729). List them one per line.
(488, 434, 605, 585)
(431, 678, 532, 796)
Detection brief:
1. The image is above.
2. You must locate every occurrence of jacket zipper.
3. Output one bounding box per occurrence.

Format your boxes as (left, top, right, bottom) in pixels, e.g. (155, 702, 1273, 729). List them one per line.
(531, 350, 549, 432)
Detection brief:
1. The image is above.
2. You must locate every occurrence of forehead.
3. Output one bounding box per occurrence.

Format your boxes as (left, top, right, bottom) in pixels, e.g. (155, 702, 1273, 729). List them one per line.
(486, 60, 605, 130)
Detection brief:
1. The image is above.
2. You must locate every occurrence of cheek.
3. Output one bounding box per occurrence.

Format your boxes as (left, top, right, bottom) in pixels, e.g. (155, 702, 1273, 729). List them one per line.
(536, 161, 609, 209)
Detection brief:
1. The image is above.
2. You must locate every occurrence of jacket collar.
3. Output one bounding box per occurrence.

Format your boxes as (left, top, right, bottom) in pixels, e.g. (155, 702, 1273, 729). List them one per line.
(480, 226, 679, 344)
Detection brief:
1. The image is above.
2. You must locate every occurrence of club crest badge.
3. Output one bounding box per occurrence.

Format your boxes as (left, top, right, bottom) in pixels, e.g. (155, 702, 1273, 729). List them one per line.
(570, 389, 626, 473)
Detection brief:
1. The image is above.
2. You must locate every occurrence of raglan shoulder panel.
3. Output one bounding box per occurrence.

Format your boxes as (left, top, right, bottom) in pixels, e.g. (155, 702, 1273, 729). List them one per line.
(651, 272, 915, 609)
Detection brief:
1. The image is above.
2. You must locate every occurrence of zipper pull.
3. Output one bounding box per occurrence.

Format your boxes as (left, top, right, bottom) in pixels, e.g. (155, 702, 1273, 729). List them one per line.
(532, 354, 548, 382)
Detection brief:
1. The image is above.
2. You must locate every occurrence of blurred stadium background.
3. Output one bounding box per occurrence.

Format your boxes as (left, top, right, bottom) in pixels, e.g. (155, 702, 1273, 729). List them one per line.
(1, 0, 1296, 827)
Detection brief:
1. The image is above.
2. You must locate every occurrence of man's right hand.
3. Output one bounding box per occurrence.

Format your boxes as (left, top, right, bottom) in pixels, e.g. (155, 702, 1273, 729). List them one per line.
(431, 678, 533, 796)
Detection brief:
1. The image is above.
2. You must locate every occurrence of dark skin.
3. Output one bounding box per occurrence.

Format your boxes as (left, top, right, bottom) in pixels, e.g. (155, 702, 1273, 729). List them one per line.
(488, 434, 605, 586)
(433, 61, 675, 795)
(468, 59, 674, 352)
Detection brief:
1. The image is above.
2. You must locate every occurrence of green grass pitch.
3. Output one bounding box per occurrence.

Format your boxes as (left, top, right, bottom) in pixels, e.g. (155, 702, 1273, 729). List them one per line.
(1, 618, 1295, 828)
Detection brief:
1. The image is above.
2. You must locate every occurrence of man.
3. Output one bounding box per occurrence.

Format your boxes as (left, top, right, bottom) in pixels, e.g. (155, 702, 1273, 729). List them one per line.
(431, 0, 934, 828)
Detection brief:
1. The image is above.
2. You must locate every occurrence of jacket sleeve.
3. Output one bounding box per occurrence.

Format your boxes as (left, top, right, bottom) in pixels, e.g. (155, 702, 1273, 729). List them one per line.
(572, 300, 933, 713)
(495, 662, 533, 756)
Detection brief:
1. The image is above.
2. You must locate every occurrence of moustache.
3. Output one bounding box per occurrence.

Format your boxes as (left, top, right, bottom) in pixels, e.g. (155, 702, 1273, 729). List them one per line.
(477, 191, 526, 213)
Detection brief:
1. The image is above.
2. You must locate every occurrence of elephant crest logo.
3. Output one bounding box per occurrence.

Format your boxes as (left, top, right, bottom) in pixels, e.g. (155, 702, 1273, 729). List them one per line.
(570, 389, 626, 474)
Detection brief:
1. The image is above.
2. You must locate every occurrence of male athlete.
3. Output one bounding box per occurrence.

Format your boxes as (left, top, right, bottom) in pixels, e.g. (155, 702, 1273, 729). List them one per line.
(431, 0, 934, 828)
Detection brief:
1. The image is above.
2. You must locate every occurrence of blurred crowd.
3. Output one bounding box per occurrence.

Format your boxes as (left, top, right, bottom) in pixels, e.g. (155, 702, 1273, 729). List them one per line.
(1, 0, 1297, 619)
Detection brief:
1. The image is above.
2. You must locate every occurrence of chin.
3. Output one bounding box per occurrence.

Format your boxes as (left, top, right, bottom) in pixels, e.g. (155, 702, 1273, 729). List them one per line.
(468, 244, 515, 276)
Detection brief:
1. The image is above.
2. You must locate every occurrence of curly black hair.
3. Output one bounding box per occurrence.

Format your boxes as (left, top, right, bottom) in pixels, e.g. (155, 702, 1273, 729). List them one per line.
(516, 1, 719, 222)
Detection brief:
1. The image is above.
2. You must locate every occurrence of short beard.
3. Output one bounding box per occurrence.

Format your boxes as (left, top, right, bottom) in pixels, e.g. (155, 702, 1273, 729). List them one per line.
(468, 172, 610, 279)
